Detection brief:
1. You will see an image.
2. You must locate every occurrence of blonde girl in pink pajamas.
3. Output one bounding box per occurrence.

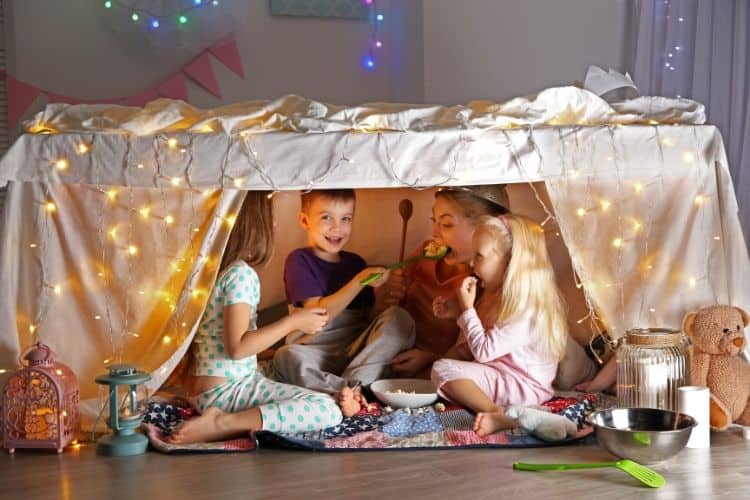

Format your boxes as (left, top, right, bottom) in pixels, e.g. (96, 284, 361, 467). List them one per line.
(431, 214, 568, 437)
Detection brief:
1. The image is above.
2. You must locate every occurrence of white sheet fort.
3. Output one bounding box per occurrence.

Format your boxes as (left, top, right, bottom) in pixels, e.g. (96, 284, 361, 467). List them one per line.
(1, 86, 748, 425)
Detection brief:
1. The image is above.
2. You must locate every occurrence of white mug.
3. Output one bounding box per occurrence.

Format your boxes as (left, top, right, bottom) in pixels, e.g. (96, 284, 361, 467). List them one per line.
(678, 385, 710, 448)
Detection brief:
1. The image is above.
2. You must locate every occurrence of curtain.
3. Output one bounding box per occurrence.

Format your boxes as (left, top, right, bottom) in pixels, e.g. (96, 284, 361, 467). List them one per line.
(631, 0, 750, 243)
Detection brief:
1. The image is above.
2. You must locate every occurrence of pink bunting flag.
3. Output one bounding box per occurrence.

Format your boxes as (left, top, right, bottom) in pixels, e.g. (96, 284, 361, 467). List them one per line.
(209, 37, 245, 79)
(125, 88, 159, 107)
(157, 72, 188, 101)
(6, 75, 43, 128)
(183, 52, 221, 98)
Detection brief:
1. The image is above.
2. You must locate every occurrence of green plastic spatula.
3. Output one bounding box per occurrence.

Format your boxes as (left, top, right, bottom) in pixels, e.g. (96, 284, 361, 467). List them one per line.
(513, 460, 666, 488)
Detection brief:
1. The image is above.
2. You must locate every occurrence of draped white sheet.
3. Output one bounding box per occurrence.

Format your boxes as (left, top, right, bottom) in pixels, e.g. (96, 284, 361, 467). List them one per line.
(0, 87, 747, 427)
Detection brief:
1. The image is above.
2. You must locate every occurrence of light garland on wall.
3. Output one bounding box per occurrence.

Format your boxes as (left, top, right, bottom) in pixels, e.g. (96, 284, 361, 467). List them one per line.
(362, 0, 384, 70)
(660, 0, 687, 98)
(103, 0, 221, 30)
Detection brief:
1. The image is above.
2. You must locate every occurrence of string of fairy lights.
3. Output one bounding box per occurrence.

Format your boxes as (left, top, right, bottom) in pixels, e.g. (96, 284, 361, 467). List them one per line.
(102, 0, 221, 30)
(101, 0, 385, 70)
(0, 116, 724, 379)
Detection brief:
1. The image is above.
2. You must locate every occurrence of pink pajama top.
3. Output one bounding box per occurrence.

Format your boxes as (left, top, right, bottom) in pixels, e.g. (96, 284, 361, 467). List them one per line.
(454, 308, 558, 405)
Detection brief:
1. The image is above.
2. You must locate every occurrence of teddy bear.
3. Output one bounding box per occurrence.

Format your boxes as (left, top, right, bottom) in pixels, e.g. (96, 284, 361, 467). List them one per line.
(682, 305, 750, 430)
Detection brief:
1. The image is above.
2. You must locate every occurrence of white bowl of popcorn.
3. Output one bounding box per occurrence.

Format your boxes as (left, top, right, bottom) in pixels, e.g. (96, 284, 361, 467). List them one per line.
(370, 378, 438, 408)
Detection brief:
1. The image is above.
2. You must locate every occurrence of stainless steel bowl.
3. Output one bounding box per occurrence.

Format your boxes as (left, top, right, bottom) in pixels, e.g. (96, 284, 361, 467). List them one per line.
(590, 407, 697, 464)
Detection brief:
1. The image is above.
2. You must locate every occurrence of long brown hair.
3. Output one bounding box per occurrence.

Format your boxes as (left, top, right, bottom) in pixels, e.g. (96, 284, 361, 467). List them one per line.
(220, 191, 274, 271)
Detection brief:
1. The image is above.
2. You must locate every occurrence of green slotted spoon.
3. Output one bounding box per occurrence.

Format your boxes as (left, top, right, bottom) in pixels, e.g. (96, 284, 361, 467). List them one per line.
(513, 460, 666, 488)
(359, 246, 449, 286)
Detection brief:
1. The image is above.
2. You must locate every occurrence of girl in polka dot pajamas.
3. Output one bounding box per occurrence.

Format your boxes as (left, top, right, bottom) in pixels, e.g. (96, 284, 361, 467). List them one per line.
(169, 192, 343, 444)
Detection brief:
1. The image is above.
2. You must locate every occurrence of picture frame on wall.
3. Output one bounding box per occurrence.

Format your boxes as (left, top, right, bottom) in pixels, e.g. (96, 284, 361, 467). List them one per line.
(269, 0, 369, 20)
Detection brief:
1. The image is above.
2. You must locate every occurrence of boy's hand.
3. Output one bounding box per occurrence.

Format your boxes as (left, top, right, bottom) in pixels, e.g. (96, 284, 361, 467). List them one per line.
(457, 276, 478, 311)
(357, 266, 390, 288)
(391, 348, 436, 377)
(432, 295, 459, 319)
(292, 307, 329, 334)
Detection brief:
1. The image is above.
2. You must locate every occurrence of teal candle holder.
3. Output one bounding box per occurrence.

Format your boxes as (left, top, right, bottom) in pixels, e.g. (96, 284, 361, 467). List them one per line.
(94, 364, 151, 456)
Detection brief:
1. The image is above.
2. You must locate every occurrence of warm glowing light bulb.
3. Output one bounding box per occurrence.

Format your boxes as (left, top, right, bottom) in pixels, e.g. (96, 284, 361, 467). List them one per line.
(46, 202, 56, 213)
(225, 215, 237, 227)
(128, 245, 138, 255)
(170, 177, 181, 186)
(612, 238, 623, 248)
(55, 159, 68, 171)
(633, 182, 643, 193)
(108, 227, 118, 238)
(167, 138, 178, 149)
(689, 277, 697, 288)
(163, 336, 172, 344)
(164, 215, 175, 224)
(136, 163, 145, 169)
(29, 243, 37, 248)
(682, 151, 695, 164)
(139, 207, 150, 219)
(600, 199, 611, 211)
(632, 219, 642, 231)
(694, 195, 706, 206)
(77, 143, 90, 154)
(53, 284, 62, 295)
(131, 12, 140, 22)
(660, 137, 675, 147)
(106, 189, 117, 201)
(233, 178, 244, 188)
(576, 208, 586, 217)
(29, 324, 37, 334)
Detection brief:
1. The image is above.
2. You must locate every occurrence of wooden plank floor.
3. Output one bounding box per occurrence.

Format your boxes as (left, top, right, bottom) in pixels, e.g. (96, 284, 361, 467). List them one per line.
(2, 430, 749, 499)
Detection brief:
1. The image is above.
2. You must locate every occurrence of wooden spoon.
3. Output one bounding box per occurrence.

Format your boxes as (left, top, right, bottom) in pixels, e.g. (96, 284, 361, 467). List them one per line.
(398, 199, 413, 262)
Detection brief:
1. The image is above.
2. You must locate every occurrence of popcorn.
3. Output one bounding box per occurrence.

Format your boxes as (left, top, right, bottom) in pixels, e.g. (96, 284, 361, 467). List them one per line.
(435, 402, 446, 412)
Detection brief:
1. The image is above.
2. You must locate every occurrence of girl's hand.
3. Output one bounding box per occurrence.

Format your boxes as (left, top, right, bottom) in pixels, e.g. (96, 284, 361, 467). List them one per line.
(357, 266, 390, 288)
(457, 276, 478, 311)
(292, 307, 329, 334)
(391, 348, 436, 377)
(432, 295, 459, 319)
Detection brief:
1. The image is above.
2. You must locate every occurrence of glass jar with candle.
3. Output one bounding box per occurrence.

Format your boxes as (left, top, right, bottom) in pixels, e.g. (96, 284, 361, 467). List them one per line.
(616, 328, 688, 411)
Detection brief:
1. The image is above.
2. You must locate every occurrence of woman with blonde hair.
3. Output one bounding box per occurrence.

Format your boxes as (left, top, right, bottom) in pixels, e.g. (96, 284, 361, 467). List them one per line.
(431, 214, 568, 436)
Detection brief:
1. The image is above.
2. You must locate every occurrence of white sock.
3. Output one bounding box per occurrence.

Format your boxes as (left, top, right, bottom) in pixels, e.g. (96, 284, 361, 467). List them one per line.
(506, 405, 577, 442)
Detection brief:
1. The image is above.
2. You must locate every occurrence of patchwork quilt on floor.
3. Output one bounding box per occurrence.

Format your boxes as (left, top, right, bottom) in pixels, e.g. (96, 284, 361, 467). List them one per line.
(142, 393, 610, 453)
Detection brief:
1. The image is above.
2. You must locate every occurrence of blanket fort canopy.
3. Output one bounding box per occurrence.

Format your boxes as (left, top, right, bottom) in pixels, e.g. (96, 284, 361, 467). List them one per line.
(0, 86, 748, 427)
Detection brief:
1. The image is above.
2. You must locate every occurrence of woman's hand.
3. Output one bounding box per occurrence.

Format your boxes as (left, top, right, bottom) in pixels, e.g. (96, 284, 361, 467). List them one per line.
(379, 268, 407, 306)
(432, 295, 460, 319)
(391, 348, 436, 377)
(291, 307, 329, 334)
(457, 276, 478, 311)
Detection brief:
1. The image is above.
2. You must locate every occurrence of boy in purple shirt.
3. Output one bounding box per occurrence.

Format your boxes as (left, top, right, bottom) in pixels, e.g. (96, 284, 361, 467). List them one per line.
(273, 189, 415, 415)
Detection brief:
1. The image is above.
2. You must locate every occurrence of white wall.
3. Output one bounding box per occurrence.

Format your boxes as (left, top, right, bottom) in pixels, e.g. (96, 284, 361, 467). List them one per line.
(423, 0, 631, 104)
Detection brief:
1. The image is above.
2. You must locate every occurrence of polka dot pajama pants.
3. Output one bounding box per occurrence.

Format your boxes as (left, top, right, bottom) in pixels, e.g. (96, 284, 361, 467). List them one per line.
(189, 370, 342, 433)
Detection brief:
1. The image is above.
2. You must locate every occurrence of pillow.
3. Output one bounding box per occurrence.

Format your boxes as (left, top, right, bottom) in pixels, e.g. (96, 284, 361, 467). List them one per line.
(554, 336, 600, 390)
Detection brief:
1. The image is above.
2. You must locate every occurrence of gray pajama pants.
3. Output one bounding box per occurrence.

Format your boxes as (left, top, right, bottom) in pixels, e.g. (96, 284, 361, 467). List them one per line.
(272, 306, 416, 394)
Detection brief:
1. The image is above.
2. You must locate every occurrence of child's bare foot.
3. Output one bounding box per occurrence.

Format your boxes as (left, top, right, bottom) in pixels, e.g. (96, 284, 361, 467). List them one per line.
(337, 386, 368, 418)
(166, 407, 230, 444)
(473, 409, 517, 437)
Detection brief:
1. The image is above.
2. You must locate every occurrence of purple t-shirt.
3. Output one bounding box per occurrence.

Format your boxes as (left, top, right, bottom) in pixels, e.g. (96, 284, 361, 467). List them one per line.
(284, 247, 375, 310)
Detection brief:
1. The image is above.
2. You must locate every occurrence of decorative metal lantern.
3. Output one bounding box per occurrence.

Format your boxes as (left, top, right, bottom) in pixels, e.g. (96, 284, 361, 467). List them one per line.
(2, 342, 80, 454)
(94, 364, 151, 456)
